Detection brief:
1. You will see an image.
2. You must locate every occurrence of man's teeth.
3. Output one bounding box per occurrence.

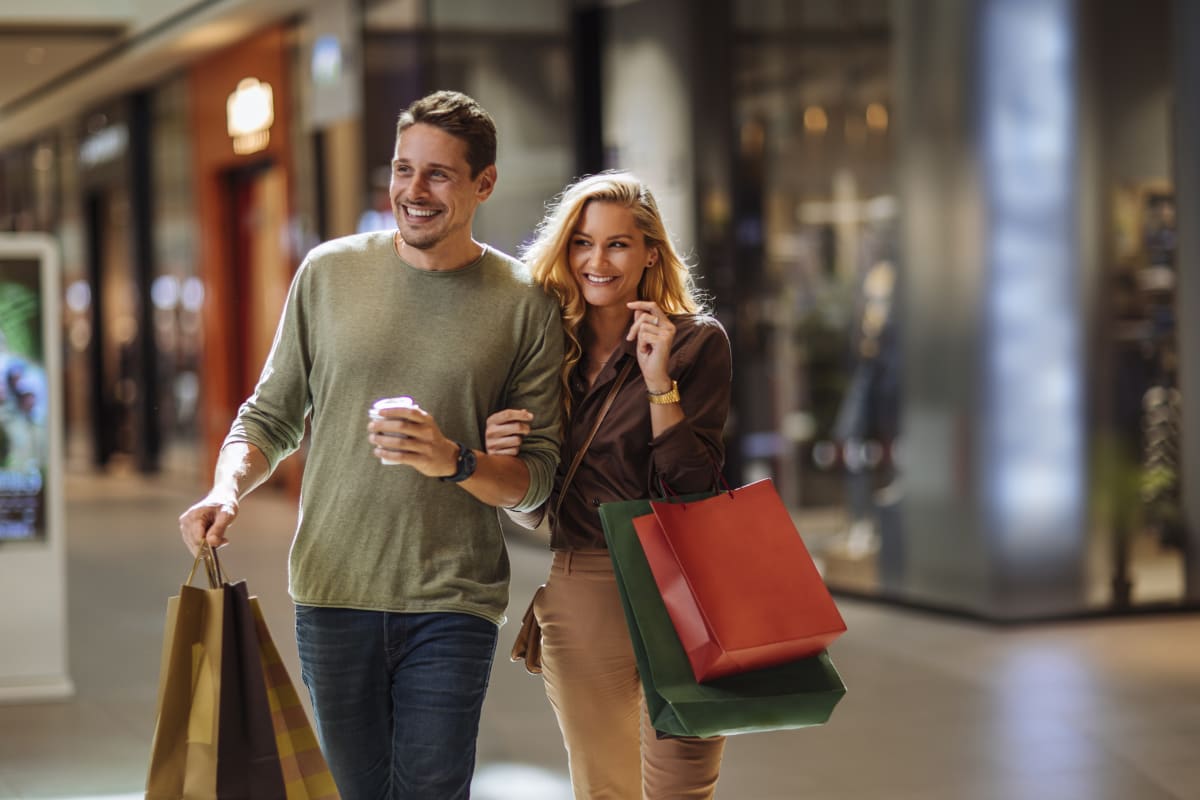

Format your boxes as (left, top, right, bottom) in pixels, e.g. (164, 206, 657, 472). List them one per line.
(586, 275, 617, 285)
(406, 207, 438, 217)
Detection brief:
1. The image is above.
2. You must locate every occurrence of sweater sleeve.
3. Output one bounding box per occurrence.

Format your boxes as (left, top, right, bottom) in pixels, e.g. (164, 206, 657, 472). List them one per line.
(222, 261, 312, 471)
(649, 317, 732, 494)
(506, 298, 565, 511)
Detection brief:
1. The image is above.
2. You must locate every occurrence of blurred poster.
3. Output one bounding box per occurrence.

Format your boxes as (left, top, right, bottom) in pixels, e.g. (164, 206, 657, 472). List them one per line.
(0, 255, 47, 540)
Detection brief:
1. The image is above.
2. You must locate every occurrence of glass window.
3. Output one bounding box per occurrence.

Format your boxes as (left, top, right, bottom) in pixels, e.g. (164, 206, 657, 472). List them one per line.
(733, 0, 896, 592)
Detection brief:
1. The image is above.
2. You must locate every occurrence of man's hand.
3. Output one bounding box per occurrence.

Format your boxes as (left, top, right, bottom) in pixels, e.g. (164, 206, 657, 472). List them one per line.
(367, 405, 459, 477)
(179, 491, 240, 556)
(484, 409, 533, 456)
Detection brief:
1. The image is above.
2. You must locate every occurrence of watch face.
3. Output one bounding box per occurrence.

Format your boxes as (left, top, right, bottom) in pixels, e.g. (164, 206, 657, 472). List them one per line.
(461, 446, 478, 478)
(443, 442, 477, 482)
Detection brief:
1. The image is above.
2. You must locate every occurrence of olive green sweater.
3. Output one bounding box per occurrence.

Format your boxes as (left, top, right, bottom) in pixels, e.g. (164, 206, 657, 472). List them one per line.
(224, 231, 563, 624)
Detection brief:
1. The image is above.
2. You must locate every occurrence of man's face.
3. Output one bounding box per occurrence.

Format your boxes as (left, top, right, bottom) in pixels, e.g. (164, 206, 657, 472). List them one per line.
(389, 123, 496, 253)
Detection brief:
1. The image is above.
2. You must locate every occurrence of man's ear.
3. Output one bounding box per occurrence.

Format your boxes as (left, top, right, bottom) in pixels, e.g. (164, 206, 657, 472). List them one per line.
(475, 165, 498, 202)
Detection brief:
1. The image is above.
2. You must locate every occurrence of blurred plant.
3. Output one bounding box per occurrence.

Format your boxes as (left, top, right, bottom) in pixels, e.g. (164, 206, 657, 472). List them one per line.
(1140, 386, 1184, 550)
(0, 281, 40, 361)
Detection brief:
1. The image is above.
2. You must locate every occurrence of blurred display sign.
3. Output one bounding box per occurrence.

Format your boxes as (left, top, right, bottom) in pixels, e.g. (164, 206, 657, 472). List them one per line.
(0, 234, 70, 701)
(227, 77, 275, 155)
(79, 123, 127, 167)
(307, 0, 362, 129)
(0, 240, 54, 542)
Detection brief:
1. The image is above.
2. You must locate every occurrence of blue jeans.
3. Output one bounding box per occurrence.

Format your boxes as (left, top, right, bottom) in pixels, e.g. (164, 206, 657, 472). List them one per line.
(294, 606, 499, 800)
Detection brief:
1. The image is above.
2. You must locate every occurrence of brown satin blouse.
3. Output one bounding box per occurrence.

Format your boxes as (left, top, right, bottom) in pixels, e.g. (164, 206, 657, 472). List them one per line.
(548, 314, 733, 551)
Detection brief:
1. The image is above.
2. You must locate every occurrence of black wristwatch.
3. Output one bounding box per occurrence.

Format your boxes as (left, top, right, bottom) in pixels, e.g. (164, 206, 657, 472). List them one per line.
(439, 441, 478, 483)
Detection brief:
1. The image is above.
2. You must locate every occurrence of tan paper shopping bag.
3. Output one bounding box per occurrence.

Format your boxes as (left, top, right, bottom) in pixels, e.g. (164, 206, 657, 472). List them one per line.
(145, 546, 306, 800)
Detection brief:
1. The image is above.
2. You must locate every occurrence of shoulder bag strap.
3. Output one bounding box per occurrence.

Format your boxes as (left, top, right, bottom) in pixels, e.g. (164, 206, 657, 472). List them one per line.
(553, 358, 635, 520)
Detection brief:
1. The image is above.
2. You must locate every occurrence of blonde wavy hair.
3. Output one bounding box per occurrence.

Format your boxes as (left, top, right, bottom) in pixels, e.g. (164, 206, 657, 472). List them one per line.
(522, 171, 704, 418)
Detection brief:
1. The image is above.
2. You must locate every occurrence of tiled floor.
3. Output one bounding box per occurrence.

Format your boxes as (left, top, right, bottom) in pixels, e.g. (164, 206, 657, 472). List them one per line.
(1, 466, 1198, 799)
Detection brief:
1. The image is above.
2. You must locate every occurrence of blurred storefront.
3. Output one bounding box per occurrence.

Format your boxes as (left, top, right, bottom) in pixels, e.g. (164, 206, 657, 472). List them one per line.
(725, 0, 901, 603)
(187, 25, 304, 492)
(710, 0, 1197, 618)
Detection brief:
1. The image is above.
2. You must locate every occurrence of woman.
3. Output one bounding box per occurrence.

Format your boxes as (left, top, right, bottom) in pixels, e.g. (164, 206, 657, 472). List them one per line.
(486, 171, 731, 799)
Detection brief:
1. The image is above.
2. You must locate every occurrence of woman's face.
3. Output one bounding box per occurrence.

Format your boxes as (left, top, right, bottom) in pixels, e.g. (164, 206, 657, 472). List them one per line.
(568, 201, 656, 311)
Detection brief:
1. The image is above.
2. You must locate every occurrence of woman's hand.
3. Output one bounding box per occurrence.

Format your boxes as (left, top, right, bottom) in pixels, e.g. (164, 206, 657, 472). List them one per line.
(626, 300, 676, 392)
(484, 408, 533, 456)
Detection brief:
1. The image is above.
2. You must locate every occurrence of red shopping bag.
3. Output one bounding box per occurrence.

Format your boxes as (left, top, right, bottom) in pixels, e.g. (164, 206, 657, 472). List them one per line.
(634, 479, 846, 682)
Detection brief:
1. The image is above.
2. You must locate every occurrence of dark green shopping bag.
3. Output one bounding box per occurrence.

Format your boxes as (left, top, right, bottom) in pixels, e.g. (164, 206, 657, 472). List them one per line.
(600, 496, 847, 738)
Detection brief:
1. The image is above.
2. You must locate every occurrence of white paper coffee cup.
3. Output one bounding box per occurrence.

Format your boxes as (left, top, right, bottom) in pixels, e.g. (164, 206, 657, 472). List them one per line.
(369, 396, 419, 464)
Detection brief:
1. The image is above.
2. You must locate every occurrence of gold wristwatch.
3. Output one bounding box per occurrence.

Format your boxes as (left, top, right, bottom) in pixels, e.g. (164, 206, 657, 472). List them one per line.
(647, 380, 681, 405)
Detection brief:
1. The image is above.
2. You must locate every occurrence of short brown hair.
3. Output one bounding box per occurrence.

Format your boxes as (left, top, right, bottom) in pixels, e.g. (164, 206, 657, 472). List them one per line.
(396, 90, 497, 178)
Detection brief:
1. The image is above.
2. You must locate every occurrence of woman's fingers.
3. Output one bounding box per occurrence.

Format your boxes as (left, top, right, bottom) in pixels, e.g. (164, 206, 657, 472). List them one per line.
(485, 408, 534, 455)
(625, 301, 674, 342)
(487, 408, 533, 426)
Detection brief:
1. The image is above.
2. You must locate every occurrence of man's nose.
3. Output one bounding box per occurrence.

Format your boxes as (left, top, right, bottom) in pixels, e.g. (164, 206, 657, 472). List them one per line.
(408, 172, 430, 198)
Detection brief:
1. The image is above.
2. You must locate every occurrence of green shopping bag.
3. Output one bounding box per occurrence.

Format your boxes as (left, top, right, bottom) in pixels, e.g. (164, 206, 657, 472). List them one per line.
(600, 495, 847, 738)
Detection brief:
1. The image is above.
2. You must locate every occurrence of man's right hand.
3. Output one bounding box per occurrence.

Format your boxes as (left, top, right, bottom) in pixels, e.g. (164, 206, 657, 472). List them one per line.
(484, 408, 533, 456)
(179, 492, 240, 556)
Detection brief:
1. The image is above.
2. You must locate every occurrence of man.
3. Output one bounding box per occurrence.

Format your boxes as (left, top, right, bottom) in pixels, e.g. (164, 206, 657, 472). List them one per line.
(179, 90, 563, 799)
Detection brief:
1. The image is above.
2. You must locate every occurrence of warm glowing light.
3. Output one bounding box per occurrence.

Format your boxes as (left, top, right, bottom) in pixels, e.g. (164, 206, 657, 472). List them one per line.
(865, 102, 889, 131)
(227, 77, 274, 155)
(803, 105, 828, 134)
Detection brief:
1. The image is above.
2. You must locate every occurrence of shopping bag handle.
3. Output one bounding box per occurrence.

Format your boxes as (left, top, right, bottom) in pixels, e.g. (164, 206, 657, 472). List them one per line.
(185, 543, 227, 589)
(655, 458, 734, 510)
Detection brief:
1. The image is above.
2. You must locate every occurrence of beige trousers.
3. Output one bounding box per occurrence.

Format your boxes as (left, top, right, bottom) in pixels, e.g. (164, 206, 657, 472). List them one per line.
(534, 549, 725, 799)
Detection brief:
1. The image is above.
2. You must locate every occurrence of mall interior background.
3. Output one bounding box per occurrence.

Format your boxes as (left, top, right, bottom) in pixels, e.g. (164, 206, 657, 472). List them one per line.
(0, 0, 1197, 628)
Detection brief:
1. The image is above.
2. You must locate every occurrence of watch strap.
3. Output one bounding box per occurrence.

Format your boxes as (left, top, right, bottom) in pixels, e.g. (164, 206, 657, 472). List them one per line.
(440, 441, 477, 483)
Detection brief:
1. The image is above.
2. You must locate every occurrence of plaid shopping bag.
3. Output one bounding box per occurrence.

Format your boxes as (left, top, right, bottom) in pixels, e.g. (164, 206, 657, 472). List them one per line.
(249, 598, 339, 800)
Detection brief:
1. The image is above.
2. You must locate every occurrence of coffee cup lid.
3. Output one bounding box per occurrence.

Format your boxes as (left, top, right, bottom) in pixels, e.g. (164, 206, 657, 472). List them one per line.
(371, 396, 417, 412)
